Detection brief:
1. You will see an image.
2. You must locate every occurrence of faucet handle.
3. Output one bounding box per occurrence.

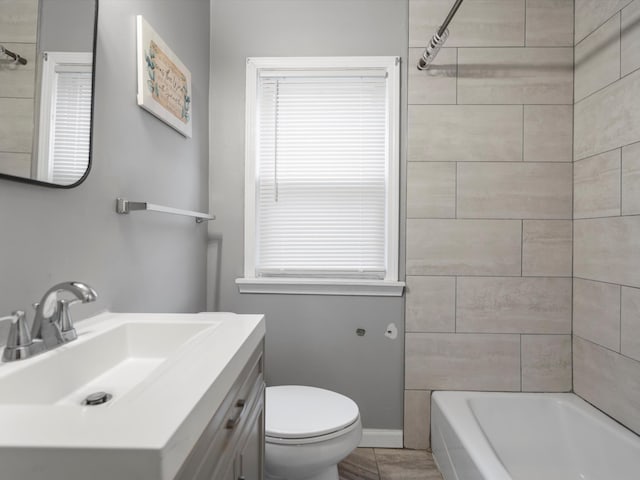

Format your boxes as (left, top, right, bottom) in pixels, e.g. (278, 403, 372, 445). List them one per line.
(57, 300, 77, 342)
(3, 311, 31, 347)
(2, 311, 39, 362)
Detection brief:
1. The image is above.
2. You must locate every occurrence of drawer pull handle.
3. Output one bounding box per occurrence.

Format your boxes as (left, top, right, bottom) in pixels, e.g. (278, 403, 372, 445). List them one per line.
(226, 399, 246, 429)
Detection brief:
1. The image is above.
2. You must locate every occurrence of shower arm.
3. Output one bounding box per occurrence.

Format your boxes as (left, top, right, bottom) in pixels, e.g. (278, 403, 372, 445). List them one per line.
(417, 0, 465, 70)
(437, 0, 465, 37)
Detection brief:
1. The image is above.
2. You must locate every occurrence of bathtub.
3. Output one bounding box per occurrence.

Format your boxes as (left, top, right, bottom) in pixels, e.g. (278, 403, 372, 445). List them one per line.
(431, 391, 640, 480)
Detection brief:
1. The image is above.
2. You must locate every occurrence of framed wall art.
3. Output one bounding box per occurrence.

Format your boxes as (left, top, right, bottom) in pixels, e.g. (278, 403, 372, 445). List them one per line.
(136, 15, 192, 137)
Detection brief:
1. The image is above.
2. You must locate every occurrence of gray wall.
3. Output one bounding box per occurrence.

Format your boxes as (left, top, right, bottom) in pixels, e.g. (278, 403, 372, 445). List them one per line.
(0, 0, 210, 333)
(39, 0, 96, 52)
(573, 0, 640, 435)
(208, 0, 408, 430)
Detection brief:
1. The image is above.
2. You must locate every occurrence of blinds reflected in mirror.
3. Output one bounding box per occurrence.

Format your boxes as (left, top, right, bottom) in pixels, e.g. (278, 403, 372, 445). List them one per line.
(37, 52, 92, 185)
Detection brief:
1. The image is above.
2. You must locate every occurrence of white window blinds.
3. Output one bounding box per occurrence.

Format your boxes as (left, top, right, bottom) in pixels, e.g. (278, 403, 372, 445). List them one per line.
(255, 72, 389, 279)
(49, 66, 92, 185)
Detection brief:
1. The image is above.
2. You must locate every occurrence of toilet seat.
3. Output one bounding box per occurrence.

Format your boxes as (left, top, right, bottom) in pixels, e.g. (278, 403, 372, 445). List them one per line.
(265, 386, 360, 444)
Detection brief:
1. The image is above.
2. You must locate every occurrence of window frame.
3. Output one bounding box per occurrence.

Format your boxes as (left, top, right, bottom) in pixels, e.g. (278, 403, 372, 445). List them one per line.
(239, 56, 403, 296)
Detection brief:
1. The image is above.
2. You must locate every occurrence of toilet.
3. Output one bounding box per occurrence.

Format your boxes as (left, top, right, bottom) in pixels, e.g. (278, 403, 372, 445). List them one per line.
(265, 385, 362, 480)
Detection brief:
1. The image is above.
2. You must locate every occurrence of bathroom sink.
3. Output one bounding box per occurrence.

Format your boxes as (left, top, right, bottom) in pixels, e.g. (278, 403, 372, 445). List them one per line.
(0, 320, 219, 405)
(0, 311, 265, 480)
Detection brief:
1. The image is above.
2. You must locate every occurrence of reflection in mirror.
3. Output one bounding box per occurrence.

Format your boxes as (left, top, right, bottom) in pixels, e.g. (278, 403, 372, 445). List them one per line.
(0, 0, 97, 187)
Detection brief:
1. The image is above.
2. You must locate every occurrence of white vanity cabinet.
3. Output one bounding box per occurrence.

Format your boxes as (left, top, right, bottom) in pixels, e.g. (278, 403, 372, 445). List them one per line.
(0, 312, 265, 480)
(176, 342, 265, 480)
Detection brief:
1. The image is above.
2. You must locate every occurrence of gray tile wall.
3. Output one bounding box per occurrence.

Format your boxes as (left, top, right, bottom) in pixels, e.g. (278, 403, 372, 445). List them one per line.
(404, 0, 574, 449)
(0, 0, 38, 177)
(573, 0, 640, 436)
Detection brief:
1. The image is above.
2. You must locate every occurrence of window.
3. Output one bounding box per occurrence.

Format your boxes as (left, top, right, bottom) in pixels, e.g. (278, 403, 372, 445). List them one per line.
(238, 57, 403, 296)
(36, 52, 93, 185)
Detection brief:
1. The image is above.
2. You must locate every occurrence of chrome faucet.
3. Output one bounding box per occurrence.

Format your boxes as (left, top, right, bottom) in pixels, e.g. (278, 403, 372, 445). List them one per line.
(31, 282, 97, 349)
(1, 281, 97, 362)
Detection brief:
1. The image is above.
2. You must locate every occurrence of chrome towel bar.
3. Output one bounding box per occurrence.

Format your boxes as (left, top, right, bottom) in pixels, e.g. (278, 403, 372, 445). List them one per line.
(115, 198, 215, 223)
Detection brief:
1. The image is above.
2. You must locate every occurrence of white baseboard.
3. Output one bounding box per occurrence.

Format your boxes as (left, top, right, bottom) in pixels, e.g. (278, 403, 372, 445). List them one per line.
(359, 429, 403, 448)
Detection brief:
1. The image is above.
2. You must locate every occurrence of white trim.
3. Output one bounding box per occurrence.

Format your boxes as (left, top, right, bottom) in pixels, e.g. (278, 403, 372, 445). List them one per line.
(359, 429, 404, 448)
(385, 56, 401, 284)
(235, 278, 405, 297)
(247, 56, 399, 70)
(244, 57, 259, 282)
(243, 56, 401, 283)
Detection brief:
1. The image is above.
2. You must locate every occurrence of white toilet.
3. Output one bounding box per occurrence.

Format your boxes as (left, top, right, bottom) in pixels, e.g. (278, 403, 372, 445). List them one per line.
(265, 385, 362, 480)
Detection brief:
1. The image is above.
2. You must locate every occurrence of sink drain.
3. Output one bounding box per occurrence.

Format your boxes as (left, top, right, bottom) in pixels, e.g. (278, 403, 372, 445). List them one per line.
(82, 391, 113, 406)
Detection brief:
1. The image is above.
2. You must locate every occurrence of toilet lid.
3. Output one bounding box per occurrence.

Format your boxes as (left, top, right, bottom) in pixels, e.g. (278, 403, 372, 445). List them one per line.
(265, 386, 360, 439)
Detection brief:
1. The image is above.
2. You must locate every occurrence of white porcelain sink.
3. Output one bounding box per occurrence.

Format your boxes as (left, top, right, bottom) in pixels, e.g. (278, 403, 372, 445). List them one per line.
(0, 320, 219, 405)
(0, 312, 265, 480)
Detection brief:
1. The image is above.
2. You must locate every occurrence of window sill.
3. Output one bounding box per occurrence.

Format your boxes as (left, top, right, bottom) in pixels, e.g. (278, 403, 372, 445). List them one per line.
(235, 278, 405, 297)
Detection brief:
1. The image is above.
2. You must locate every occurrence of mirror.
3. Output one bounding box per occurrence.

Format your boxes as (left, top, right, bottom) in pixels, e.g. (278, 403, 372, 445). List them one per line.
(0, 0, 97, 188)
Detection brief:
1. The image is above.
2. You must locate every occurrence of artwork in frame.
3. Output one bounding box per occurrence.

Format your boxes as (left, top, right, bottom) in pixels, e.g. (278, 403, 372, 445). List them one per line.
(136, 15, 192, 138)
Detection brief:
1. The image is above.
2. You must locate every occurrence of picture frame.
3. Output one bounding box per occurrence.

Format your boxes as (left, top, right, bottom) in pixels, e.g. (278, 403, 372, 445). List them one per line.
(136, 15, 192, 138)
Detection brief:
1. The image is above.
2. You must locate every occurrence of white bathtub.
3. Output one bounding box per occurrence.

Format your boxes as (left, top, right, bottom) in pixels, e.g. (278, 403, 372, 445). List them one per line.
(431, 391, 640, 480)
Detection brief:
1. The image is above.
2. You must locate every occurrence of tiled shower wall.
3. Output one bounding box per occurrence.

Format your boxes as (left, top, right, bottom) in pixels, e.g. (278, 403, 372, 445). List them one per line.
(573, 0, 640, 435)
(0, 0, 37, 177)
(404, 0, 574, 449)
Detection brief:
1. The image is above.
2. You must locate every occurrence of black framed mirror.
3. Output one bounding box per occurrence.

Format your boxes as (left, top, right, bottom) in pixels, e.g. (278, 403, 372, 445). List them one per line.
(0, 0, 98, 188)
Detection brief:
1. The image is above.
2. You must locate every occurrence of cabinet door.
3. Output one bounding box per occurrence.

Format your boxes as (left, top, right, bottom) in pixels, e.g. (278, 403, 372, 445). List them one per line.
(236, 396, 264, 480)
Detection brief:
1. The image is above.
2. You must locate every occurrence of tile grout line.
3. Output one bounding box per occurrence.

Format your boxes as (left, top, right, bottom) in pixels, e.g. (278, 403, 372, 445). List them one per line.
(410, 212, 640, 220)
(406, 274, 573, 279)
(407, 217, 576, 221)
(455, 161, 458, 218)
(575, 76, 621, 104)
(518, 90, 525, 299)
(574, 62, 640, 106)
(575, 334, 640, 364)
(409, 102, 574, 106)
(575, 4, 631, 47)
(574, 276, 640, 290)
(523, 0, 527, 47)
(620, 287, 623, 353)
(575, 140, 640, 164)
(454, 276, 457, 333)
(409, 45, 574, 50)
(522, 104, 525, 162)
(620, 148, 623, 216)
(407, 332, 573, 336)
(520, 219, 524, 276)
(575, 212, 640, 221)
(620, 11, 623, 79)
(571, 0, 576, 392)
(408, 216, 573, 221)
(520, 334, 523, 392)
(574, 146, 623, 164)
(455, 48, 459, 105)
(372, 448, 383, 480)
(410, 160, 574, 166)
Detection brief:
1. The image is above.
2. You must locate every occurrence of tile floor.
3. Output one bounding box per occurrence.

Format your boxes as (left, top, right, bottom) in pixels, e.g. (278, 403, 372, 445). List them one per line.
(338, 448, 444, 480)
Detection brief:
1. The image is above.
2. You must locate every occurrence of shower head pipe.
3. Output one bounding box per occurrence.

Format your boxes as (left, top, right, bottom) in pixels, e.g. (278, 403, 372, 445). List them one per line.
(417, 0, 465, 70)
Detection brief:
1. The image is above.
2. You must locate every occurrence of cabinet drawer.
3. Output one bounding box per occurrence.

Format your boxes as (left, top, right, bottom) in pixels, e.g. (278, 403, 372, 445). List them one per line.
(175, 343, 264, 480)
